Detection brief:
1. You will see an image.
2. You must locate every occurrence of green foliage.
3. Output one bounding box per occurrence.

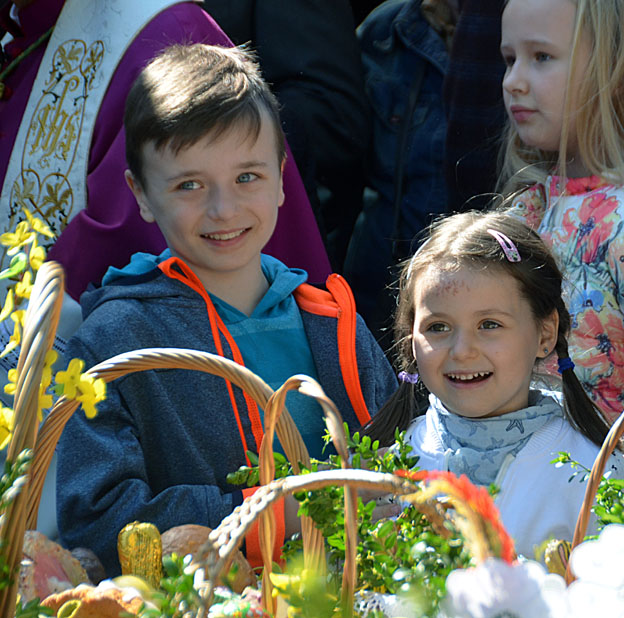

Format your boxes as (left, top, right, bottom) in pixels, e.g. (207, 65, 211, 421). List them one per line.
(14, 598, 53, 617)
(138, 554, 202, 618)
(551, 451, 624, 533)
(0, 451, 54, 617)
(229, 425, 471, 616)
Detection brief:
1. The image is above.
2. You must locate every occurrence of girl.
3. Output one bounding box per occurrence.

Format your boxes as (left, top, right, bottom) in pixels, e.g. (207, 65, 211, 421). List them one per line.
(499, 0, 624, 422)
(364, 211, 621, 558)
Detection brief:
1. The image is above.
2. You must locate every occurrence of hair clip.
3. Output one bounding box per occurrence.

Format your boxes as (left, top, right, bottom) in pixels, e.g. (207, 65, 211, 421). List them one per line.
(557, 357, 575, 374)
(486, 229, 521, 263)
(398, 371, 419, 384)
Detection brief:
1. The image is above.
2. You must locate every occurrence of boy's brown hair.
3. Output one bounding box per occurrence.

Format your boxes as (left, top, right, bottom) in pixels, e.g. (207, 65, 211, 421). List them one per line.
(124, 44, 286, 188)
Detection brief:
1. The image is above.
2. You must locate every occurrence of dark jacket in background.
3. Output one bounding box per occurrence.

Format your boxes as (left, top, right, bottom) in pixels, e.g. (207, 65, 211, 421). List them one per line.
(202, 0, 371, 269)
(344, 0, 448, 349)
(443, 0, 507, 211)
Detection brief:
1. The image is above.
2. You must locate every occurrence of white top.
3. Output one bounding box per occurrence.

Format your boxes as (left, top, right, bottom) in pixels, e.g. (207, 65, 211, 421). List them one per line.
(405, 412, 623, 559)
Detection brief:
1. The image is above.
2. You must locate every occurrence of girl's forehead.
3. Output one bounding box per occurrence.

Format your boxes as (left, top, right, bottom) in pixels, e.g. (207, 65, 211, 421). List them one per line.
(502, 0, 577, 35)
(412, 264, 519, 302)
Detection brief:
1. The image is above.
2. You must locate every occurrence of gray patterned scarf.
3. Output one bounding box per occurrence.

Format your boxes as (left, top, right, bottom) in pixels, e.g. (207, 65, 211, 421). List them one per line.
(429, 390, 563, 486)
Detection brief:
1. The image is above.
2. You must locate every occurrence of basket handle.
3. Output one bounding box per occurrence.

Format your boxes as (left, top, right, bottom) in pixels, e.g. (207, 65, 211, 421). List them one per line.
(0, 262, 64, 618)
(257, 375, 358, 614)
(26, 349, 310, 537)
(566, 409, 624, 584)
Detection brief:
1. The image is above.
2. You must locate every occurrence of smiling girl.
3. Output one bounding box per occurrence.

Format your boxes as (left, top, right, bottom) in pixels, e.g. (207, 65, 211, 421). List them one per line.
(363, 211, 621, 557)
(499, 0, 624, 423)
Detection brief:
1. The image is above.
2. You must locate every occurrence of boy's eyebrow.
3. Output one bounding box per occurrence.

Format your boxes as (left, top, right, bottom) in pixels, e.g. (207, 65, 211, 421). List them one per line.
(235, 160, 269, 168)
(165, 161, 270, 182)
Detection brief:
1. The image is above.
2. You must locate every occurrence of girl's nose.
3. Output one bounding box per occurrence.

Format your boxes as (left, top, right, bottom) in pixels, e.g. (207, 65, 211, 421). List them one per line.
(449, 331, 478, 360)
(502, 61, 528, 95)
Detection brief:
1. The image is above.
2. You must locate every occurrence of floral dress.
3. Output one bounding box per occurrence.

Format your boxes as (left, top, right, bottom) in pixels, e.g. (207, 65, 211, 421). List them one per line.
(511, 175, 624, 423)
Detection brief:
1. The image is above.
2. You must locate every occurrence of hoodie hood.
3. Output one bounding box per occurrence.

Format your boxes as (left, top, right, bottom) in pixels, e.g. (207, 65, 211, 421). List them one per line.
(83, 252, 307, 320)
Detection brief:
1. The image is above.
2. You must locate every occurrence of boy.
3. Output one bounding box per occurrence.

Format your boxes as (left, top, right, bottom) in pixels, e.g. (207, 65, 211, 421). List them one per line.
(56, 44, 396, 576)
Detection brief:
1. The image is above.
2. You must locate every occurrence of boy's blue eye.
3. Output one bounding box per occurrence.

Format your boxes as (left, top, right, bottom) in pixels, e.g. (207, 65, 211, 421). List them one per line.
(178, 180, 200, 191)
(237, 172, 258, 184)
(535, 52, 551, 62)
(481, 320, 501, 330)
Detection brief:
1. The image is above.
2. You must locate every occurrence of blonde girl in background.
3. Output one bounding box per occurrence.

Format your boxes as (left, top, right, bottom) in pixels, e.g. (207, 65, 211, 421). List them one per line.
(499, 0, 624, 422)
(362, 211, 621, 558)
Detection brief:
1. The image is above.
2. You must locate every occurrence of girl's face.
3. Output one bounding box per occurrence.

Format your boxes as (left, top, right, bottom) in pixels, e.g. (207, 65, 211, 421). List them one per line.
(501, 0, 590, 171)
(411, 266, 557, 419)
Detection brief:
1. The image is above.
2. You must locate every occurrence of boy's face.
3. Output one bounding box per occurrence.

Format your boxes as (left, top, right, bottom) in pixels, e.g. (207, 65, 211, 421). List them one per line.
(126, 112, 285, 291)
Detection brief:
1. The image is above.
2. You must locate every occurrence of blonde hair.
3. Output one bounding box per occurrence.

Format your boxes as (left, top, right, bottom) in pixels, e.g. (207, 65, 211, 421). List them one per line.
(499, 0, 624, 194)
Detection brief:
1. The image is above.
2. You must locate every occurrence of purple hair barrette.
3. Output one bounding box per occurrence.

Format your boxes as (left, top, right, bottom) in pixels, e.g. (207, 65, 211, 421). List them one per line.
(486, 229, 521, 263)
(398, 371, 419, 384)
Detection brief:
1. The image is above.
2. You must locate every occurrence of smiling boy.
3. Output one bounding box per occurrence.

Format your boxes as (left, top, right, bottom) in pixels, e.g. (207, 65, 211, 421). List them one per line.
(55, 44, 396, 576)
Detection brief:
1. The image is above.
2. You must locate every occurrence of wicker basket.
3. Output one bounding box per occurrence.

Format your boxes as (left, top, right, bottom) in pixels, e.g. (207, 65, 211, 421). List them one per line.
(0, 262, 520, 617)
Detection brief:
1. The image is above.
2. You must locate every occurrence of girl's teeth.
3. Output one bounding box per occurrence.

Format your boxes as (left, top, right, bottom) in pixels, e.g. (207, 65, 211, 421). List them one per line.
(447, 372, 490, 381)
(206, 230, 244, 241)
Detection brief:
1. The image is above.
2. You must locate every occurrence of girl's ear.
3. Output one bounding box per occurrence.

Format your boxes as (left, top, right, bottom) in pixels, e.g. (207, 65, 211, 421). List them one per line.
(537, 309, 559, 359)
(125, 170, 156, 223)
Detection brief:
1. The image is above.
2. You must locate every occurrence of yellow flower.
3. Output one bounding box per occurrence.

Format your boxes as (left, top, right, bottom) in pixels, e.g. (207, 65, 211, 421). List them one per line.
(29, 239, 46, 272)
(75, 375, 106, 419)
(55, 358, 85, 399)
(4, 368, 18, 397)
(23, 207, 54, 239)
(0, 310, 25, 359)
(0, 406, 14, 450)
(56, 358, 106, 418)
(37, 350, 58, 419)
(0, 221, 35, 255)
(0, 289, 14, 323)
(15, 270, 33, 300)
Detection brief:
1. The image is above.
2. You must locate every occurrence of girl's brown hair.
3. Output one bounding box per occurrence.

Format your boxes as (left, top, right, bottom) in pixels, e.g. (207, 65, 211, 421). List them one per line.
(364, 211, 611, 447)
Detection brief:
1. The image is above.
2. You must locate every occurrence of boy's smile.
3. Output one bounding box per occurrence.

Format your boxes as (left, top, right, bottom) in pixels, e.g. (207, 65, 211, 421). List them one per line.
(411, 267, 556, 419)
(126, 111, 284, 311)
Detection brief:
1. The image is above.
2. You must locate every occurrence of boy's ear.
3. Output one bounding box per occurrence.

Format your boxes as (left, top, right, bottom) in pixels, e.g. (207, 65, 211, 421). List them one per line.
(125, 170, 155, 223)
(537, 309, 559, 359)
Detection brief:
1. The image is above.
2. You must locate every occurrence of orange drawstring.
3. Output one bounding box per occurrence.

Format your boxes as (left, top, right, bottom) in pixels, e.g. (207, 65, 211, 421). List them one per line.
(158, 258, 265, 463)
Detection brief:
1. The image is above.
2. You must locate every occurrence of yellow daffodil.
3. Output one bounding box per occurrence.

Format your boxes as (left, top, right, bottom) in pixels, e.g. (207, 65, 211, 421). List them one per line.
(4, 368, 18, 397)
(29, 239, 46, 272)
(0, 406, 14, 450)
(0, 221, 35, 255)
(75, 375, 106, 419)
(0, 289, 14, 323)
(55, 358, 85, 399)
(15, 271, 33, 301)
(0, 310, 25, 359)
(22, 208, 54, 239)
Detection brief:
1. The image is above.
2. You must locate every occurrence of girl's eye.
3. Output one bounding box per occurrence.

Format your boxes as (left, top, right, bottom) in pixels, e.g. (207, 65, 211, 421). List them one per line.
(237, 172, 259, 184)
(502, 54, 515, 68)
(535, 52, 552, 63)
(178, 180, 200, 191)
(480, 320, 501, 330)
(427, 323, 449, 333)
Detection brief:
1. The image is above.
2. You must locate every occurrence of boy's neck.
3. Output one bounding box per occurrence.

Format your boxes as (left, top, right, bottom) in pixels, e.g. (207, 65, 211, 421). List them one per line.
(195, 262, 269, 317)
